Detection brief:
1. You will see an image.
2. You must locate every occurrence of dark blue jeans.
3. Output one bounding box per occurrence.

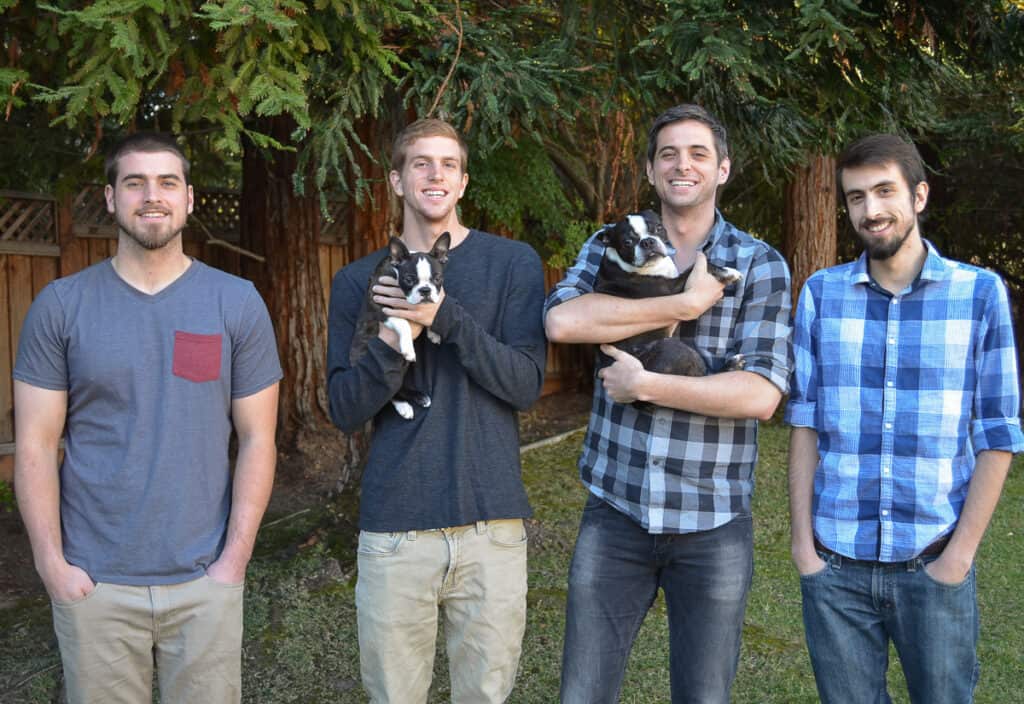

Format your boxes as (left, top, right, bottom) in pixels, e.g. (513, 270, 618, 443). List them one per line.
(800, 549, 980, 704)
(560, 494, 753, 704)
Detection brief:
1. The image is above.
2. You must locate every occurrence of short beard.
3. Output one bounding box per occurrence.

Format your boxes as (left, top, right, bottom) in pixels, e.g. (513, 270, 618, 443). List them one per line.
(861, 220, 914, 261)
(115, 213, 184, 251)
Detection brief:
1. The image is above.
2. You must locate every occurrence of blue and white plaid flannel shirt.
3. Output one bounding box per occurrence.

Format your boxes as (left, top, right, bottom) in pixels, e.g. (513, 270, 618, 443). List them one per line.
(545, 212, 792, 533)
(785, 241, 1024, 561)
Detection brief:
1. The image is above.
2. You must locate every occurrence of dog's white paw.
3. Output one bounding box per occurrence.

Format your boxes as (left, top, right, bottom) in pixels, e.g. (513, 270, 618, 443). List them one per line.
(392, 401, 414, 419)
(720, 267, 743, 285)
(725, 353, 746, 370)
(420, 396, 431, 408)
(401, 347, 416, 362)
(427, 329, 440, 344)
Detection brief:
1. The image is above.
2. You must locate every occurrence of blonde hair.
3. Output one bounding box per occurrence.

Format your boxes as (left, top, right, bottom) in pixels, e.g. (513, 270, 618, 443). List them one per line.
(391, 118, 468, 172)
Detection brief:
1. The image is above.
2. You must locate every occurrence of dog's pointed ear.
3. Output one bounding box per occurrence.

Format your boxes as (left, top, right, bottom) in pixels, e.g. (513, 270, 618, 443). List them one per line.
(641, 210, 667, 239)
(597, 223, 616, 245)
(431, 231, 451, 264)
(388, 237, 410, 263)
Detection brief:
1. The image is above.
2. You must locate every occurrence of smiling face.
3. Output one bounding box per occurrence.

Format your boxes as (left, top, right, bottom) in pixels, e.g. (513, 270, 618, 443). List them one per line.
(389, 136, 468, 228)
(646, 119, 730, 215)
(104, 150, 193, 251)
(841, 161, 928, 261)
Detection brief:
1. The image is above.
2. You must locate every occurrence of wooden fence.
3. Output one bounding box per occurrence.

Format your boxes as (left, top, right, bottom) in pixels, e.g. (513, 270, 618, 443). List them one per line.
(0, 188, 585, 481)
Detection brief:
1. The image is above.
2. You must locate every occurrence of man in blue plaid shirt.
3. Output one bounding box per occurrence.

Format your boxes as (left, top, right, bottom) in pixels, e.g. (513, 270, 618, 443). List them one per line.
(786, 134, 1023, 704)
(545, 104, 792, 703)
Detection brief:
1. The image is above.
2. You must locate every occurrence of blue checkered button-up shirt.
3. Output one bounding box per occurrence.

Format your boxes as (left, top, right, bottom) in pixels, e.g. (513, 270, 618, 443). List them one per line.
(786, 242, 1024, 562)
(545, 213, 792, 533)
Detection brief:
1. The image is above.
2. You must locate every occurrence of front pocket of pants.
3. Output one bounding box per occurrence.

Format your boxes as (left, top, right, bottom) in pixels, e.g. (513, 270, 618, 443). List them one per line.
(486, 519, 528, 548)
(173, 331, 223, 382)
(52, 582, 103, 608)
(357, 530, 403, 556)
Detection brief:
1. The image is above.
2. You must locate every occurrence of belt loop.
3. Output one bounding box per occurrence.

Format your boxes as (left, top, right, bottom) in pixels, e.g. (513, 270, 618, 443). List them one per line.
(475, 520, 486, 535)
(407, 530, 417, 541)
(830, 552, 843, 570)
(906, 557, 920, 573)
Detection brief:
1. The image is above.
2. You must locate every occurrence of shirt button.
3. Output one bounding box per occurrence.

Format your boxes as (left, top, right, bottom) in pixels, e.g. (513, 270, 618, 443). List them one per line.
(888, 338, 896, 344)
(882, 510, 889, 516)
(886, 381, 894, 387)
(885, 423, 893, 429)
(892, 298, 899, 305)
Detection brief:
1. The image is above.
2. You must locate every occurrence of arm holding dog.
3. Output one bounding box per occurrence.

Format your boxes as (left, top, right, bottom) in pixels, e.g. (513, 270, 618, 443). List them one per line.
(545, 233, 725, 344)
(597, 243, 791, 420)
(327, 264, 413, 433)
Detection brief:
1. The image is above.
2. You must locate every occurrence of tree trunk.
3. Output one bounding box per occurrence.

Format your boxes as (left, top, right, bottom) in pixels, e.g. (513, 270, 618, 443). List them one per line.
(784, 153, 838, 305)
(240, 117, 332, 448)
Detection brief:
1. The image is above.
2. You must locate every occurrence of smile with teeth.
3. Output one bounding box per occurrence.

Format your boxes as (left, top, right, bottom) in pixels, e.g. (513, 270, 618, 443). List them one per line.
(423, 189, 447, 199)
(138, 211, 169, 219)
(670, 179, 697, 187)
(863, 219, 893, 233)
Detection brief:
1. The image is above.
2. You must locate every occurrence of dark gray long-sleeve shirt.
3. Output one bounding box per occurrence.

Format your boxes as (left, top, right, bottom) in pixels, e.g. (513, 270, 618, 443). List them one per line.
(327, 230, 547, 531)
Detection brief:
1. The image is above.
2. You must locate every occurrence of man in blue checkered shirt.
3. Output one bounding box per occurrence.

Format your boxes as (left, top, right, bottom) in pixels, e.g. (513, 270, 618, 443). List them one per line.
(545, 104, 792, 704)
(786, 133, 1024, 704)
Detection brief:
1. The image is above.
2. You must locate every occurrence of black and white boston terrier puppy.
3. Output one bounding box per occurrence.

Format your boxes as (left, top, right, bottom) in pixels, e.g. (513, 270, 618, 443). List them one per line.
(594, 210, 744, 382)
(350, 232, 450, 419)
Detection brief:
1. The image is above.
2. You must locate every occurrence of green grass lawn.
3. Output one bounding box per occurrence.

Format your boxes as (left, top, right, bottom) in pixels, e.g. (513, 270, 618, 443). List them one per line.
(1, 420, 1022, 702)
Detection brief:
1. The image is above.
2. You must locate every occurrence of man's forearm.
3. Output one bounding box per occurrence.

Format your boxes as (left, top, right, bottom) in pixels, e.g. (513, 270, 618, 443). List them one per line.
(15, 446, 66, 577)
(941, 449, 1012, 572)
(216, 433, 276, 573)
(545, 292, 700, 344)
(788, 426, 820, 564)
(632, 368, 782, 420)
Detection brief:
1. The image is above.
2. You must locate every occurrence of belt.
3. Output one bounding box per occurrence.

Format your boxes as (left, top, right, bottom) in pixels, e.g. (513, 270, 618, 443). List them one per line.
(813, 534, 950, 563)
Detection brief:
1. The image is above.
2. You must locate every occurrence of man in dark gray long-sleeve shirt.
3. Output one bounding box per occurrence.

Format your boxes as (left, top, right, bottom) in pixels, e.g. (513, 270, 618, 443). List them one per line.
(326, 118, 547, 703)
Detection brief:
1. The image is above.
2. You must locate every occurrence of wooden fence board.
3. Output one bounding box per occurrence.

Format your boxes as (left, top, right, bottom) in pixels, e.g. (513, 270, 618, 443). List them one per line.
(88, 238, 111, 266)
(0, 256, 12, 443)
(31, 257, 58, 298)
(7, 255, 33, 396)
(60, 238, 90, 277)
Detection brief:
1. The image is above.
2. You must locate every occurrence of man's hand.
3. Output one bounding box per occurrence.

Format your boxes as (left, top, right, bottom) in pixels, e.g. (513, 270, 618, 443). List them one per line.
(923, 551, 971, 586)
(41, 559, 94, 603)
(373, 275, 445, 340)
(206, 555, 247, 586)
(791, 545, 827, 577)
(597, 345, 649, 403)
(676, 252, 726, 320)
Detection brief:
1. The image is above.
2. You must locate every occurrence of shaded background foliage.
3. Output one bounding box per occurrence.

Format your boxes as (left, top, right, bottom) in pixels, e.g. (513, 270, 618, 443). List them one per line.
(2, 0, 1022, 452)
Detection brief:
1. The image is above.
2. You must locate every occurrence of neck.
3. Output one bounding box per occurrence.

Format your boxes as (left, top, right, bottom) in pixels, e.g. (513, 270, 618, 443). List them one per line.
(868, 230, 927, 294)
(660, 203, 717, 251)
(111, 233, 191, 294)
(401, 213, 469, 252)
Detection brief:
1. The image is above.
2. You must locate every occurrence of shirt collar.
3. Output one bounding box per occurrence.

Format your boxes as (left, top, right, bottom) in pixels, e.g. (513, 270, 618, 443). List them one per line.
(699, 210, 727, 254)
(849, 239, 954, 289)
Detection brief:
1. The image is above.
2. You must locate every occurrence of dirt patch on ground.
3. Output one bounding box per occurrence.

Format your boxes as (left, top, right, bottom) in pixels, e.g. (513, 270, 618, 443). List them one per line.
(0, 390, 593, 605)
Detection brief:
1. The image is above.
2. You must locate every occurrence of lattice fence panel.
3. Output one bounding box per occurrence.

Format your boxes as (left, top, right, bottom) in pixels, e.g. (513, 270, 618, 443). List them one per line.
(0, 191, 58, 247)
(192, 188, 240, 241)
(72, 184, 117, 237)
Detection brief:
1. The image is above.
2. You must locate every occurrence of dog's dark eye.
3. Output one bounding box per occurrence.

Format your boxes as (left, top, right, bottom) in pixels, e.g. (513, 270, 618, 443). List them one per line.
(624, 238, 636, 247)
(403, 274, 416, 285)
(432, 274, 442, 284)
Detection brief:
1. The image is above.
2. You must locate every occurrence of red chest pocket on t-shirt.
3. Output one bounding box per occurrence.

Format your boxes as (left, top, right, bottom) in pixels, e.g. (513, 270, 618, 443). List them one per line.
(172, 331, 223, 382)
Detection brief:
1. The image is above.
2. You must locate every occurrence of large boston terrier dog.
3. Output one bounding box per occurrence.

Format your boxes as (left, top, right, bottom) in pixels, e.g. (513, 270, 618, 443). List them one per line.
(350, 232, 450, 419)
(594, 210, 744, 392)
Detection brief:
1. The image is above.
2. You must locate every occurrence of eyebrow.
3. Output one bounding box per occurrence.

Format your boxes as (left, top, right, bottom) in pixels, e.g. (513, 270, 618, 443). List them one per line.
(121, 173, 183, 182)
(845, 179, 898, 196)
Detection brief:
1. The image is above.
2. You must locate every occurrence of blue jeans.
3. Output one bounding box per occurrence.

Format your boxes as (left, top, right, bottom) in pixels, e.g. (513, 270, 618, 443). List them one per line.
(560, 494, 753, 704)
(800, 549, 979, 704)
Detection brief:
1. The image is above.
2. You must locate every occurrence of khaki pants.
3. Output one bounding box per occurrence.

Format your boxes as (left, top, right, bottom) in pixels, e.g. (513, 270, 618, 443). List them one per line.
(51, 574, 243, 704)
(356, 519, 528, 704)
